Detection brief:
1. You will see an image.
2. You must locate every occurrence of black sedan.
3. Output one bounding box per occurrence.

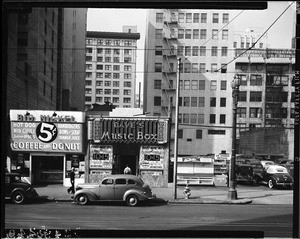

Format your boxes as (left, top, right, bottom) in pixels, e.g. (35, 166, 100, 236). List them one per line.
(5, 173, 39, 204)
(261, 165, 293, 189)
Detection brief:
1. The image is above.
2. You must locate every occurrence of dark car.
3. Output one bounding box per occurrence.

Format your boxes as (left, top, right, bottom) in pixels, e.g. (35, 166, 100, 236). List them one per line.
(277, 160, 294, 177)
(5, 173, 39, 204)
(261, 165, 293, 189)
(235, 164, 255, 185)
(74, 174, 156, 206)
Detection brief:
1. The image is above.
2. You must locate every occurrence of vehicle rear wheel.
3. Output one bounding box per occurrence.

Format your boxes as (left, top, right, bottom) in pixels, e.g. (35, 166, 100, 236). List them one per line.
(76, 194, 89, 205)
(268, 179, 275, 189)
(11, 191, 26, 204)
(126, 194, 139, 207)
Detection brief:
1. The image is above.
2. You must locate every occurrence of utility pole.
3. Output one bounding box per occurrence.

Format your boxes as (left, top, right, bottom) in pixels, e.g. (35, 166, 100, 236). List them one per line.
(173, 58, 181, 199)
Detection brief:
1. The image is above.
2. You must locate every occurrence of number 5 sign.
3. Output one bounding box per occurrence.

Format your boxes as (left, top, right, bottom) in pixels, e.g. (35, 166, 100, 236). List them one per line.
(36, 122, 58, 143)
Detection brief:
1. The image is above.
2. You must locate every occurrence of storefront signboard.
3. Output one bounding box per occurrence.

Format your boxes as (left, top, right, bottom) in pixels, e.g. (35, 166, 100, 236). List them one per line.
(89, 145, 113, 169)
(88, 118, 168, 144)
(10, 110, 84, 153)
(139, 146, 164, 170)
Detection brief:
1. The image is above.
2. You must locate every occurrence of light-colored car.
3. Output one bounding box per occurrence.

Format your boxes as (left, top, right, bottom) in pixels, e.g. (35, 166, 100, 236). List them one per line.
(261, 165, 293, 189)
(74, 174, 156, 206)
(260, 160, 275, 168)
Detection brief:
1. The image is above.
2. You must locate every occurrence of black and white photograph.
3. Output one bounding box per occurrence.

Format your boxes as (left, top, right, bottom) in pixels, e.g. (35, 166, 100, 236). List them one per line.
(1, 1, 299, 238)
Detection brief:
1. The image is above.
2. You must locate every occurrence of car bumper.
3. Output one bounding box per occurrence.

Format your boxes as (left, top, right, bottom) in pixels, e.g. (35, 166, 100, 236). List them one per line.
(276, 182, 293, 187)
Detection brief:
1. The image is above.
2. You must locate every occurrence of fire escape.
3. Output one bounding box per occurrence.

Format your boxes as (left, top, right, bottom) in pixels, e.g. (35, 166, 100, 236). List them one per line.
(161, 9, 178, 116)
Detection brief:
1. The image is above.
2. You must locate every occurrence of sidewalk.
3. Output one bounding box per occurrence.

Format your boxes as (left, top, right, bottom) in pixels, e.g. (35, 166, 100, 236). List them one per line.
(33, 183, 293, 205)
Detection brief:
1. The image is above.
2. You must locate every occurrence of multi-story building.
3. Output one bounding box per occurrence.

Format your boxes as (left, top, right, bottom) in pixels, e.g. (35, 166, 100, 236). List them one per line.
(84, 26, 140, 109)
(143, 10, 295, 158)
(6, 8, 87, 112)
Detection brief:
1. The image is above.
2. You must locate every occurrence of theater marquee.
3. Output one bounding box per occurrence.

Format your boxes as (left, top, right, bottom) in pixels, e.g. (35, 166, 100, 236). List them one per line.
(88, 118, 168, 144)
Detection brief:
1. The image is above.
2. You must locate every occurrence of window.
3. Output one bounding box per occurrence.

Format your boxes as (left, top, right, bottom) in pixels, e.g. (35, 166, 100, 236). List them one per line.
(86, 56, 92, 61)
(113, 89, 119, 95)
(193, 13, 199, 23)
(210, 97, 216, 107)
(210, 114, 216, 124)
(178, 45, 184, 55)
(221, 80, 227, 90)
(211, 46, 218, 56)
(210, 80, 217, 90)
(97, 64, 103, 70)
(196, 130, 202, 139)
(237, 108, 247, 118)
(96, 73, 103, 78)
(113, 97, 119, 103)
(185, 29, 192, 39)
(211, 63, 217, 73)
(191, 97, 197, 107)
(198, 114, 204, 124)
(113, 81, 119, 87)
(105, 40, 111, 45)
(220, 114, 226, 124)
(105, 57, 111, 62)
(200, 46, 206, 56)
(124, 81, 131, 87)
(200, 29, 207, 39)
(192, 46, 199, 56)
(156, 13, 163, 23)
(86, 64, 92, 70)
(191, 114, 197, 123)
(155, 29, 163, 38)
(105, 73, 111, 78)
(223, 13, 229, 23)
(86, 80, 92, 86)
(154, 96, 161, 106)
(124, 98, 131, 103)
(193, 29, 199, 39)
(96, 89, 103, 94)
(124, 73, 131, 79)
(104, 89, 111, 95)
(124, 57, 132, 63)
(185, 46, 191, 56)
(85, 96, 91, 102)
(250, 75, 262, 86)
(208, 130, 225, 135)
(113, 49, 120, 55)
(183, 97, 190, 107)
(155, 63, 162, 72)
(95, 97, 102, 103)
(201, 13, 207, 23)
(124, 89, 131, 95)
(124, 40, 132, 46)
(178, 13, 185, 23)
(178, 129, 183, 138)
(199, 80, 205, 90)
(155, 46, 163, 55)
(178, 29, 184, 39)
(222, 30, 228, 40)
(236, 63, 248, 71)
(238, 91, 247, 101)
(220, 98, 226, 107)
(105, 65, 112, 71)
(124, 65, 132, 71)
(114, 40, 120, 46)
(212, 29, 218, 39)
(250, 92, 262, 102)
(105, 48, 111, 54)
(213, 13, 219, 23)
(154, 79, 161, 89)
(183, 113, 189, 123)
(104, 81, 111, 87)
(102, 179, 114, 185)
(221, 47, 228, 56)
(198, 97, 205, 107)
(96, 81, 103, 86)
(97, 57, 103, 62)
(85, 88, 92, 94)
(113, 65, 120, 71)
(238, 74, 247, 86)
(250, 108, 262, 118)
(186, 13, 192, 23)
(192, 64, 198, 73)
(184, 63, 191, 73)
(97, 48, 103, 54)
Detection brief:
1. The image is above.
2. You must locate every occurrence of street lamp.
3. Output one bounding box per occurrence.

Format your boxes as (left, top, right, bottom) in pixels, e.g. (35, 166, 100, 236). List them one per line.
(227, 75, 241, 200)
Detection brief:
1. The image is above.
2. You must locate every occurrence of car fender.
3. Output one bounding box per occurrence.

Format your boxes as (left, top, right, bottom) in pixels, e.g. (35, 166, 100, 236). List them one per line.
(123, 189, 147, 201)
(74, 189, 99, 201)
(11, 187, 28, 197)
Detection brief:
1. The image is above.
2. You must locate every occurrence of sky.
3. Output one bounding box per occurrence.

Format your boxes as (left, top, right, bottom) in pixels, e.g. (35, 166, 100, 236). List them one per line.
(86, 1, 296, 91)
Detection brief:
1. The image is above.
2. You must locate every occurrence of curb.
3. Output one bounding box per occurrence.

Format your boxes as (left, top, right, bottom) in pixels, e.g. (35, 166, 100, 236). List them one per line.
(168, 199, 253, 204)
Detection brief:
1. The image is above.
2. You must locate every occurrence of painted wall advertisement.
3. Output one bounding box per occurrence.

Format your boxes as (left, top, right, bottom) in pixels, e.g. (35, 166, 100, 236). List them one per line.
(10, 110, 85, 153)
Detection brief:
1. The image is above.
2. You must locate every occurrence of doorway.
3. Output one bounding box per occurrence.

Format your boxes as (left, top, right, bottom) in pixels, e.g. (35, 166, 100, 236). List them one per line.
(115, 155, 137, 175)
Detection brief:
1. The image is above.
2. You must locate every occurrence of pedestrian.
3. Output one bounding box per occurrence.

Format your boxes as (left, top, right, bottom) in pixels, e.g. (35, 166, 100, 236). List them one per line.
(124, 165, 131, 174)
(67, 167, 75, 194)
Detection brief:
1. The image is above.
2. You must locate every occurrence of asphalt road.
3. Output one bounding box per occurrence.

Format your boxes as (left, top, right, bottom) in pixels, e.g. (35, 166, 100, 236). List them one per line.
(5, 201, 293, 238)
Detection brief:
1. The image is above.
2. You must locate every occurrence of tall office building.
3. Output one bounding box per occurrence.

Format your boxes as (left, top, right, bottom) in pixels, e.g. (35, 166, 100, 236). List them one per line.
(6, 8, 87, 112)
(84, 26, 140, 109)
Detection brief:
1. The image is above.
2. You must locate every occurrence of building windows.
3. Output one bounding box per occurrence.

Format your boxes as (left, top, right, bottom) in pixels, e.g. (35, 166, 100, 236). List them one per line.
(96, 81, 103, 86)
(198, 114, 204, 124)
(155, 29, 163, 38)
(124, 49, 132, 55)
(104, 81, 111, 87)
(114, 40, 120, 46)
(183, 97, 190, 107)
(85, 96, 92, 102)
(97, 64, 103, 70)
(199, 80, 205, 90)
(155, 63, 162, 72)
(86, 64, 92, 70)
(156, 13, 163, 23)
(250, 75, 262, 86)
(212, 13, 219, 23)
(178, 45, 184, 55)
(155, 46, 163, 55)
(210, 80, 217, 90)
(96, 73, 103, 78)
(222, 30, 228, 40)
(211, 63, 217, 73)
(223, 13, 229, 23)
(192, 46, 199, 56)
(113, 49, 120, 55)
(238, 74, 247, 86)
(220, 98, 226, 107)
(208, 130, 225, 135)
(236, 63, 248, 71)
(124, 81, 131, 87)
(85, 88, 92, 94)
(113, 89, 119, 95)
(105, 73, 112, 79)
(97, 57, 103, 62)
(221, 47, 228, 56)
(183, 113, 189, 123)
(237, 108, 247, 118)
(196, 130, 202, 139)
(200, 46, 206, 56)
(221, 80, 227, 90)
(210, 97, 216, 107)
(113, 65, 120, 71)
(185, 46, 191, 56)
(124, 98, 131, 103)
(154, 79, 161, 89)
(124, 65, 132, 71)
(200, 29, 207, 39)
(238, 91, 247, 101)
(191, 97, 197, 107)
(221, 64, 227, 73)
(178, 13, 185, 23)
(86, 56, 92, 61)
(124, 57, 132, 63)
(96, 89, 103, 94)
(154, 96, 161, 106)
(85, 80, 92, 86)
(105, 57, 111, 62)
(185, 29, 192, 39)
(113, 97, 119, 103)
(105, 48, 111, 54)
(184, 63, 191, 73)
(211, 46, 218, 56)
(210, 114, 216, 124)
(212, 29, 218, 39)
(220, 114, 226, 124)
(104, 89, 111, 95)
(193, 13, 199, 23)
(124, 89, 131, 95)
(105, 65, 112, 71)
(193, 29, 199, 39)
(85, 72, 92, 78)
(105, 40, 111, 45)
(192, 64, 198, 73)
(250, 108, 262, 118)
(178, 129, 183, 138)
(124, 73, 131, 79)
(178, 29, 184, 39)
(113, 57, 119, 62)
(198, 97, 205, 107)
(113, 81, 119, 87)
(190, 114, 197, 124)
(186, 13, 192, 23)
(250, 92, 262, 102)
(201, 13, 207, 23)
(124, 40, 133, 46)
(199, 63, 206, 73)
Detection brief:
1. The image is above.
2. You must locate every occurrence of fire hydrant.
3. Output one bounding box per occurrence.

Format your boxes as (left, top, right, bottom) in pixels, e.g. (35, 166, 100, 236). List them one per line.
(183, 184, 191, 199)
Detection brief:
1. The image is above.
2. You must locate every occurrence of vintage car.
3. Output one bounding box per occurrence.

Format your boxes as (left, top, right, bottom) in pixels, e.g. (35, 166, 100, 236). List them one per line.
(5, 173, 39, 204)
(277, 160, 294, 177)
(260, 160, 276, 168)
(235, 164, 255, 185)
(74, 174, 156, 206)
(261, 165, 293, 189)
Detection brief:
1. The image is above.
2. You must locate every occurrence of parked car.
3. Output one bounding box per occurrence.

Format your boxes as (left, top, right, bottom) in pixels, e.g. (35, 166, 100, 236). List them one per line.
(5, 173, 39, 204)
(277, 160, 294, 177)
(260, 160, 276, 168)
(74, 174, 156, 206)
(249, 162, 264, 183)
(261, 165, 293, 189)
(235, 164, 255, 185)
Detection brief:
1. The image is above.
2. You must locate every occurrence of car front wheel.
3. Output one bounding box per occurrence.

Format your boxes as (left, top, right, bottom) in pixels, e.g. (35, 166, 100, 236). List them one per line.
(268, 179, 275, 189)
(76, 194, 89, 205)
(11, 191, 26, 204)
(126, 194, 139, 207)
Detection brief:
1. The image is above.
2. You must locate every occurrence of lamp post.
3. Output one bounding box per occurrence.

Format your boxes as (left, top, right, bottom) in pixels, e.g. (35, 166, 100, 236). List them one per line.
(173, 57, 181, 199)
(227, 75, 241, 200)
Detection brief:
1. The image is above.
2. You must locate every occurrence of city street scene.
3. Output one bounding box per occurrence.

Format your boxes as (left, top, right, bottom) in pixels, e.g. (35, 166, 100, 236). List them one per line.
(2, 1, 299, 238)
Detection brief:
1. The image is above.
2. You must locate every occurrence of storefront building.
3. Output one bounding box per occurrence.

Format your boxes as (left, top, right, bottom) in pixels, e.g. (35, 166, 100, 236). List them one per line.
(86, 116, 170, 187)
(9, 110, 85, 186)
